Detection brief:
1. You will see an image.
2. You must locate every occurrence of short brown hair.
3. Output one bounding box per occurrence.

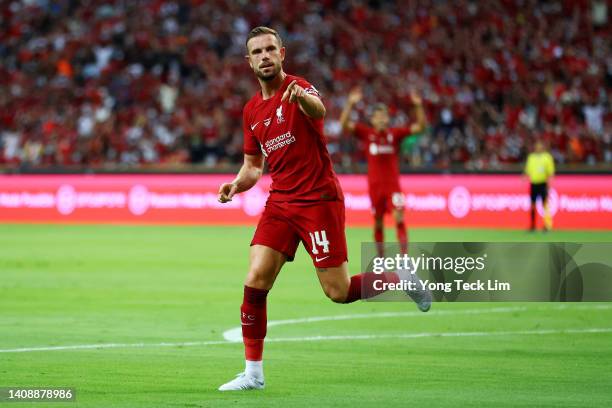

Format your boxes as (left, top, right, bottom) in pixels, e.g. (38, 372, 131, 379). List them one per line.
(246, 26, 283, 50)
(372, 103, 388, 114)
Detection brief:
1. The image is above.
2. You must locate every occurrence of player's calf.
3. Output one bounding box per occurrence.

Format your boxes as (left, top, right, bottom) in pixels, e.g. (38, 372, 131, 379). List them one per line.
(317, 265, 351, 303)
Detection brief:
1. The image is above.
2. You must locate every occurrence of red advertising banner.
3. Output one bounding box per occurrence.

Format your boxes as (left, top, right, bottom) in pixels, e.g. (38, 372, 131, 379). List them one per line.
(0, 174, 610, 229)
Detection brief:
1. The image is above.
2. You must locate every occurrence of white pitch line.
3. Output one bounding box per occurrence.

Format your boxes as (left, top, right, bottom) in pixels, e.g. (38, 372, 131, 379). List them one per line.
(264, 328, 612, 343)
(1, 328, 611, 354)
(223, 304, 612, 342)
(0, 340, 229, 353)
(1, 304, 611, 354)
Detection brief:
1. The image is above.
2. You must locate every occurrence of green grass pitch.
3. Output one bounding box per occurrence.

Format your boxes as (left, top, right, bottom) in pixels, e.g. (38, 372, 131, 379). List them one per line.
(1, 225, 612, 407)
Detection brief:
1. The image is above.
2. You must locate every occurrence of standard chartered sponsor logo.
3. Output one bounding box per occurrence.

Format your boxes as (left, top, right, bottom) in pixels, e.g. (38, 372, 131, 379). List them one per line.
(265, 131, 296, 153)
(368, 143, 394, 155)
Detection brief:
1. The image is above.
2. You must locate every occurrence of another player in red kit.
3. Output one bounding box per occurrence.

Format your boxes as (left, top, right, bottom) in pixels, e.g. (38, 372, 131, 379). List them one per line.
(340, 88, 427, 256)
(217, 27, 431, 391)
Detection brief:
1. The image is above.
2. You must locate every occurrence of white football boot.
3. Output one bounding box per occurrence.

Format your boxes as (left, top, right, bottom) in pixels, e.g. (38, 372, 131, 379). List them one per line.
(397, 268, 432, 312)
(218, 372, 265, 391)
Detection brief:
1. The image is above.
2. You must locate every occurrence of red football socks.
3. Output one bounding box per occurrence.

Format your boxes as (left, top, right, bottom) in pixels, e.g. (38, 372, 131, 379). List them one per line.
(396, 221, 408, 254)
(343, 272, 400, 303)
(374, 225, 384, 257)
(241, 285, 268, 361)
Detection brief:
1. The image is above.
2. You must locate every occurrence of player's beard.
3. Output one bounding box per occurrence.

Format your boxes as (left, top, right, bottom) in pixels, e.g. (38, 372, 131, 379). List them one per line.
(256, 62, 281, 82)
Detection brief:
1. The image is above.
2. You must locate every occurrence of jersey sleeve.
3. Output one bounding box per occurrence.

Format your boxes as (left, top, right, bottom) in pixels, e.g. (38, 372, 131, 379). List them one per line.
(292, 76, 325, 128)
(295, 77, 321, 99)
(392, 124, 415, 140)
(353, 122, 370, 141)
(242, 105, 261, 156)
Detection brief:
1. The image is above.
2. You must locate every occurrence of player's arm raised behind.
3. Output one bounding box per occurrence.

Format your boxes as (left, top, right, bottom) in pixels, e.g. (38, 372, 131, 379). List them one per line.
(281, 80, 326, 119)
(218, 154, 264, 203)
(408, 92, 427, 134)
(339, 88, 363, 133)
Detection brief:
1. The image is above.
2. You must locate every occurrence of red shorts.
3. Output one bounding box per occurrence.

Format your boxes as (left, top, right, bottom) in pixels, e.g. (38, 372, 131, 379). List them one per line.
(251, 200, 347, 268)
(369, 185, 405, 216)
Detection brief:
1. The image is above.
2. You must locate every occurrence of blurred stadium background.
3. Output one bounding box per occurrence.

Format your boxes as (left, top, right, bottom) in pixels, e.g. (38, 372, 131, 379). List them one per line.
(0, 0, 610, 171)
(0, 0, 610, 229)
(1, 1, 611, 407)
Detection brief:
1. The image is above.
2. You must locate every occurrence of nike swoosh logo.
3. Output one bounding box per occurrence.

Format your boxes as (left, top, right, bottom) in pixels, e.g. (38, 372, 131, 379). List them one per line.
(250, 122, 260, 131)
(315, 256, 330, 262)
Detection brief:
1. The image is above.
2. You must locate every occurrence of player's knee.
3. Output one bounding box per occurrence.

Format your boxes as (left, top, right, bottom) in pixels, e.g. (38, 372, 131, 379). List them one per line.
(323, 284, 349, 303)
(327, 290, 347, 303)
(245, 266, 275, 290)
(374, 217, 384, 230)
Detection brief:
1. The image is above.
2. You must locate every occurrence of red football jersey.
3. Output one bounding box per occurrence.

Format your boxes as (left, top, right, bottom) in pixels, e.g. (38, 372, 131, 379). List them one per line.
(354, 123, 413, 188)
(243, 74, 343, 202)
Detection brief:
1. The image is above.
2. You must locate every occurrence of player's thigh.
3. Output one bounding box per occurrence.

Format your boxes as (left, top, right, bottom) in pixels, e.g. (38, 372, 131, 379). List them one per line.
(251, 202, 301, 261)
(370, 188, 388, 218)
(316, 261, 351, 303)
(248, 203, 300, 290)
(246, 245, 287, 290)
(373, 214, 384, 230)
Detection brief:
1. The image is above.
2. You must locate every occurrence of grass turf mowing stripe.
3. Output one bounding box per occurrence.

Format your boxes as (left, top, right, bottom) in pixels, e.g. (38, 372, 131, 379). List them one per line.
(3, 303, 612, 353)
(1, 327, 611, 354)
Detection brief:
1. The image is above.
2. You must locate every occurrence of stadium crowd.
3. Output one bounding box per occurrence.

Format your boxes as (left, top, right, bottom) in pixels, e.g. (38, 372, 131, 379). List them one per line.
(0, 0, 610, 170)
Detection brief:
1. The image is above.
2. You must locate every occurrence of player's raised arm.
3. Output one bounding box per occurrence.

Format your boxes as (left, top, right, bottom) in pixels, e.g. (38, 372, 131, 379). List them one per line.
(281, 80, 326, 119)
(408, 92, 427, 134)
(339, 88, 363, 133)
(218, 154, 264, 203)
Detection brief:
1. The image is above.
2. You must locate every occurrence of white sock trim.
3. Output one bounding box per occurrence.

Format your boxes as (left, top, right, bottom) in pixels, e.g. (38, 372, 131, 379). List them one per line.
(245, 360, 263, 378)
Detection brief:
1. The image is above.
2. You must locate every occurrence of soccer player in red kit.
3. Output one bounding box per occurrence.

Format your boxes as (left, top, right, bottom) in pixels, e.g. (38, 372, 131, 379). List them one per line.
(339, 88, 427, 256)
(217, 27, 430, 391)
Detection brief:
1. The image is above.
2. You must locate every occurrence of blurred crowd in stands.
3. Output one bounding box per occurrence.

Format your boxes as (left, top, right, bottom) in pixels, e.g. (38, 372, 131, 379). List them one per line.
(0, 0, 610, 170)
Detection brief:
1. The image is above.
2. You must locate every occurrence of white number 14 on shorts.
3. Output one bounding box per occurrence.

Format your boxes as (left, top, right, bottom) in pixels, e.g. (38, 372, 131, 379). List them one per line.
(309, 230, 330, 255)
